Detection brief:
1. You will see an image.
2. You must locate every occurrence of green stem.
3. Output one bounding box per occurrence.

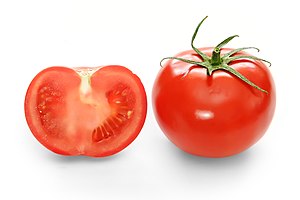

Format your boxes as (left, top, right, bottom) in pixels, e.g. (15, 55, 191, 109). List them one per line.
(211, 47, 221, 66)
(159, 16, 271, 94)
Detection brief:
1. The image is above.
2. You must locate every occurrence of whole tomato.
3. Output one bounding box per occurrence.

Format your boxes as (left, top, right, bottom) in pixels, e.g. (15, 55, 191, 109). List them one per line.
(152, 17, 276, 157)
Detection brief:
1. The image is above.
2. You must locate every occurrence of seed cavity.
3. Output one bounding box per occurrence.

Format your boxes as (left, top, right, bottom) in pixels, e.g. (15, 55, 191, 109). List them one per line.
(37, 85, 63, 135)
(91, 84, 135, 143)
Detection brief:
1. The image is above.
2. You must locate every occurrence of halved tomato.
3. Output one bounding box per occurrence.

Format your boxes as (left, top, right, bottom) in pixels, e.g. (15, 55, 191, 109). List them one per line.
(25, 65, 147, 157)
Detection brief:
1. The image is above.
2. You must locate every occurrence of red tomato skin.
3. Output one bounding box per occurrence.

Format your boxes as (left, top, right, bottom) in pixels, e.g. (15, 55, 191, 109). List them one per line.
(25, 66, 147, 157)
(152, 48, 276, 157)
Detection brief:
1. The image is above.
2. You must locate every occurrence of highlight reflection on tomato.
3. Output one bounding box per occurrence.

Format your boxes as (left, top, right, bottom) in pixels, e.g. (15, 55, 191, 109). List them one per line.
(152, 17, 276, 157)
(25, 65, 147, 157)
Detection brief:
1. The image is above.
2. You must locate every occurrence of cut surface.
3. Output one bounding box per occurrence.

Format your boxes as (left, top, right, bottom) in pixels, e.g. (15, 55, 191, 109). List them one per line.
(25, 66, 147, 157)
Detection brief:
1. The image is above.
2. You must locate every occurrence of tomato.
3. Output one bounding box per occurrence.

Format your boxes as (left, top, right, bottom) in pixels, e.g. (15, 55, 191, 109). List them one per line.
(152, 17, 276, 157)
(25, 65, 147, 157)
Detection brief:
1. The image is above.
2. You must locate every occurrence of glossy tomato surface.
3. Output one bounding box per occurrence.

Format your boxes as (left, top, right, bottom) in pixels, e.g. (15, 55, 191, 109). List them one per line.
(25, 65, 147, 157)
(152, 48, 276, 157)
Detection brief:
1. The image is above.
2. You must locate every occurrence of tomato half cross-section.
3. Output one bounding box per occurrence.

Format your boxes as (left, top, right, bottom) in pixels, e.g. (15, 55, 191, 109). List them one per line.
(152, 17, 276, 158)
(25, 65, 147, 157)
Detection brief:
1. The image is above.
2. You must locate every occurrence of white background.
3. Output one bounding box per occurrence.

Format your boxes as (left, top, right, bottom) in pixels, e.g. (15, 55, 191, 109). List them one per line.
(0, 0, 299, 199)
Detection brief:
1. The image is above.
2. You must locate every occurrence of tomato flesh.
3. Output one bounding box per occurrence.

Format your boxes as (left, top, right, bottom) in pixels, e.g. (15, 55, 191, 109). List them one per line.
(25, 66, 147, 157)
(152, 48, 276, 157)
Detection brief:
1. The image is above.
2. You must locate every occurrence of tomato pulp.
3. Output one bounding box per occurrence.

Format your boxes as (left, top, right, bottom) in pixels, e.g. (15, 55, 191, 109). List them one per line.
(152, 47, 276, 157)
(25, 66, 147, 157)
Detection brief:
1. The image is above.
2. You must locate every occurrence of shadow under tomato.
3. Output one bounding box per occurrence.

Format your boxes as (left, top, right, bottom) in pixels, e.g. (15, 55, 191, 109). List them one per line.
(178, 148, 252, 166)
(166, 141, 255, 169)
(155, 140, 262, 189)
(47, 151, 125, 163)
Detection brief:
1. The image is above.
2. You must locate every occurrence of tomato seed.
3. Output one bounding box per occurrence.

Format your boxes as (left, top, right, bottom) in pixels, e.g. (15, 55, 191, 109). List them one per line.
(121, 89, 128, 96)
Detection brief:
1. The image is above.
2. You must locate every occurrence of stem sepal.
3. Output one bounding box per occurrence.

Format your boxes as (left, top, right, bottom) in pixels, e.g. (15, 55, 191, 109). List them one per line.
(160, 16, 271, 94)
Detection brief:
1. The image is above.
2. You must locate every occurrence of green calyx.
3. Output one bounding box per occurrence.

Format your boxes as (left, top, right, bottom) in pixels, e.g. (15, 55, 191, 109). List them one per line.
(160, 16, 271, 93)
